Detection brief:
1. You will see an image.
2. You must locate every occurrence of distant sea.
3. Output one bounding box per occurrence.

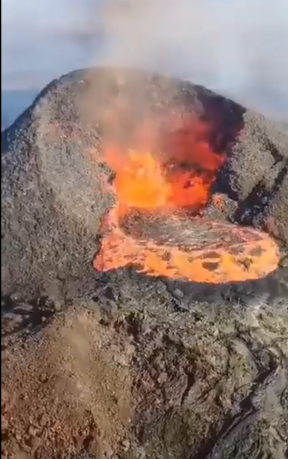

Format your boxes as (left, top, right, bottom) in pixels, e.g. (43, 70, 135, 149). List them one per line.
(1, 90, 38, 131)
(2, 87, 288, 134)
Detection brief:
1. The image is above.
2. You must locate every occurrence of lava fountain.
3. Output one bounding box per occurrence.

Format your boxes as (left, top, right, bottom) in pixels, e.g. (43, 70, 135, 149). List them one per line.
(94, 112, 279, 284)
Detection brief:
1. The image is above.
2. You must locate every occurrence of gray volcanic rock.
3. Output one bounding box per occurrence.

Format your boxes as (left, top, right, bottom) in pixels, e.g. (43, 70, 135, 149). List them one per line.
(1, 67, 288, 301)
(1, 291, 288, 459)
(1, 67, 288, 459)
(1, 70, 114, 300)
(222, 110, 288, 244)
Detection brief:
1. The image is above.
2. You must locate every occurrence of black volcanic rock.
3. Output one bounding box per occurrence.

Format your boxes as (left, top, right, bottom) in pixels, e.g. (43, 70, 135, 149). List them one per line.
(1, 67, 288, 301)
(1, 67, 288, 459)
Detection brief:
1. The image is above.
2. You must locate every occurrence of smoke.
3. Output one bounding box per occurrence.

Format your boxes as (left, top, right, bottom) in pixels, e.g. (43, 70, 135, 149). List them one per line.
(98, 0, 288, 120)
(2, 0, 288, 121)
(2, 0, 101, 90)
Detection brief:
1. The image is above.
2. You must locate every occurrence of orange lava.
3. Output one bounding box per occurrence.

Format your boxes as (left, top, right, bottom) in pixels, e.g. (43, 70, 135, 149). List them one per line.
(95, 209, 279, 284)
(93, 114, 279, 284)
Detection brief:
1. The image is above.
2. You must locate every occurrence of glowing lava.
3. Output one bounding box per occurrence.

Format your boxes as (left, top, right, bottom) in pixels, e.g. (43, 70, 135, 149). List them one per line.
(93, 115, 279, 284)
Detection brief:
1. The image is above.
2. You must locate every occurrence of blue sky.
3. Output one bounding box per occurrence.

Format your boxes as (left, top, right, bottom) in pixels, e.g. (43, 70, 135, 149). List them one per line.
(2, 0, 288, 121)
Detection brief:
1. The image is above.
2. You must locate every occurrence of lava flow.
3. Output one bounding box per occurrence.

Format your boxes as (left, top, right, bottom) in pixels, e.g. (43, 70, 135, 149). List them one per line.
(94, 114, 279, 284)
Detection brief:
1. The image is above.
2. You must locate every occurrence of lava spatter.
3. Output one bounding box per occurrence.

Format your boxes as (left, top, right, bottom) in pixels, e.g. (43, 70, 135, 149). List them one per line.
(93, 114, 279, 284)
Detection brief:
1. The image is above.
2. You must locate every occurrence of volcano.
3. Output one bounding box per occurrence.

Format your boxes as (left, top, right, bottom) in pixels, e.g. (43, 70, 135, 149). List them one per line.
(1, 67, 288, 302)
(1, 67, 288, 459)
(92, 109, 279, 284)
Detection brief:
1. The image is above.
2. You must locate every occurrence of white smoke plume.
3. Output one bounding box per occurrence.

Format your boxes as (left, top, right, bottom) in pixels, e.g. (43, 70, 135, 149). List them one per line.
(2, 0, 288, 121)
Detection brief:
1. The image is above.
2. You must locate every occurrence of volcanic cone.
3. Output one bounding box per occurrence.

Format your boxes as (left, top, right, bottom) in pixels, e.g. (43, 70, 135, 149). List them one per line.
(1, 67, 288, 300)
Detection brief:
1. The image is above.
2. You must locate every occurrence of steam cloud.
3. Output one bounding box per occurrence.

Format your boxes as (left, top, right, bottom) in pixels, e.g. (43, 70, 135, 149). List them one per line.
(2, 0, 288, 121)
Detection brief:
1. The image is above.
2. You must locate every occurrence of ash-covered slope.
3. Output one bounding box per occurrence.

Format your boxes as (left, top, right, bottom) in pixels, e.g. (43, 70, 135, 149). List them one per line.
(1, 67, 288, 300)
(1, 68, 288, 459)
(2, 285, 288, 459)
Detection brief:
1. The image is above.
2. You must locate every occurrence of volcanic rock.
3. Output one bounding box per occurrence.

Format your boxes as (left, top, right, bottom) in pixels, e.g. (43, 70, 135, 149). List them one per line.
(1, 66, 288, 300)
(2, 296, 288, 459)
(1, 67, 288, 459)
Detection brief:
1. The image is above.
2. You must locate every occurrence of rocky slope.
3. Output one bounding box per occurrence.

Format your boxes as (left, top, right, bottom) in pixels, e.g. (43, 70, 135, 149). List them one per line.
(1, 67, 288, 459)
(2, 289, 288, 459)
(2, 67, 288, 300)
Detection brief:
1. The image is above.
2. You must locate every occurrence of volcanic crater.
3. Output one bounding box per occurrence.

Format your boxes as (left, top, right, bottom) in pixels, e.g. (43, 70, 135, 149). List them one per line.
(2, 67, 288, 459)
(1, 67, 288, 304)
(92, 115, 280, 286)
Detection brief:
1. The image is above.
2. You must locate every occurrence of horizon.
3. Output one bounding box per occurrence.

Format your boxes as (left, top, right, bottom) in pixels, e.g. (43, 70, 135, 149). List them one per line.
(2, 0, 288, 125)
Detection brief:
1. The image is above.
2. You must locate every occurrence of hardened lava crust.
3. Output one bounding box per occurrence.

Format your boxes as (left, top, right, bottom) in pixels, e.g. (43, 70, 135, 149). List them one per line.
(1, 67, 288, 303)
(1, 68, 288, 459)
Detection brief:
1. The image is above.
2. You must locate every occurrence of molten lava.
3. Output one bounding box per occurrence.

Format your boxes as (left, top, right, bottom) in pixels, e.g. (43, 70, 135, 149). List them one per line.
(94, 114, 279, 284)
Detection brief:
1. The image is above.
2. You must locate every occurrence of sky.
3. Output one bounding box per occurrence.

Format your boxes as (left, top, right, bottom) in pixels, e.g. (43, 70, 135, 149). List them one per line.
(2, 0, 288, 122)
